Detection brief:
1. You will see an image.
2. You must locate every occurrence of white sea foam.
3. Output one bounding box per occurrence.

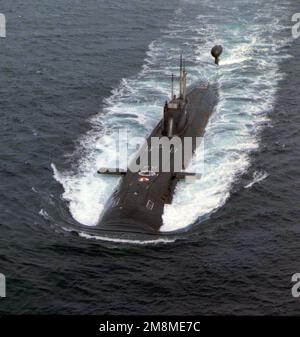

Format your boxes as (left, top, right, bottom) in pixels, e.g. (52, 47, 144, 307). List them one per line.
(52, 1, 292, 233)
(78, 232, 176, 245)
(39, 209, 50, 220)
(245, 171, 269, 189)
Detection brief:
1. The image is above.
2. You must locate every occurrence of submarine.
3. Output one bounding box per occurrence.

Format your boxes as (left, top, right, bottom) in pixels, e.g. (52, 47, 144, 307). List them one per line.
(94, 47, 222, 235)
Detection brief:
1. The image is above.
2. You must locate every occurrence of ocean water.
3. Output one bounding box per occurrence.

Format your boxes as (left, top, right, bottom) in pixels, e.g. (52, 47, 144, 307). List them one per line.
(0, 0, 300, 314)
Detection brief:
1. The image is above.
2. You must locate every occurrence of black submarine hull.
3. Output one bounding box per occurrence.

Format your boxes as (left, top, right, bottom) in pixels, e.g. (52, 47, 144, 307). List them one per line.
(95, 82, 217, 235)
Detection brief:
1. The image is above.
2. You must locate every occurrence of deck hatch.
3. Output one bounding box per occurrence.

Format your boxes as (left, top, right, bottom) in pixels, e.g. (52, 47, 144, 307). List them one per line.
(146, 199, 154, 210)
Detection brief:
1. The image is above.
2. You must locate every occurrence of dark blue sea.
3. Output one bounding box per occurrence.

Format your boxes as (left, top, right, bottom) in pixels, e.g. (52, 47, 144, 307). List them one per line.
(0, 0, 300, 314)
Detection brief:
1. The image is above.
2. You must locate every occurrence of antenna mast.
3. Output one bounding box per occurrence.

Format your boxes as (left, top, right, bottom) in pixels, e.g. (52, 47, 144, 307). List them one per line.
(179, 53, 183, 98)
(183, 59, 187, 100)
(171, 73, 174, 100)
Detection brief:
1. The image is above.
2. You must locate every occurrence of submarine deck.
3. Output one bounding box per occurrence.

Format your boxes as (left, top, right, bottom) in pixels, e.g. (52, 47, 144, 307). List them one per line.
(95, 82, 217, 235)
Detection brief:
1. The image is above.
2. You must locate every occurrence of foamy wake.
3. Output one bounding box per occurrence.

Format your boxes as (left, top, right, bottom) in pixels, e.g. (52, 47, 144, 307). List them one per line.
(78, 232, 176, 245)
(52, 0, 292, 233)
(245, 171, 269, 189)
